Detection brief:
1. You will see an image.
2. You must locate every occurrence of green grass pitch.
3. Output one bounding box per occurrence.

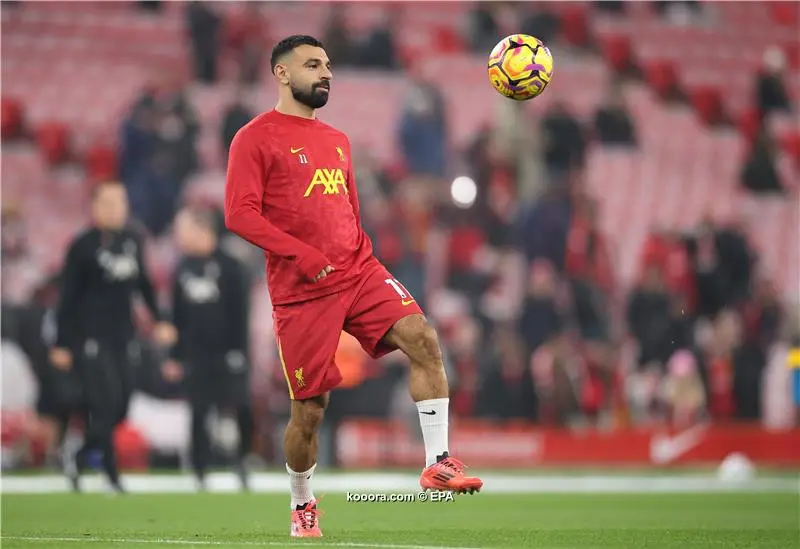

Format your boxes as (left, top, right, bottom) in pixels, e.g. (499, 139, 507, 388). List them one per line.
(2, 492, 798, 549)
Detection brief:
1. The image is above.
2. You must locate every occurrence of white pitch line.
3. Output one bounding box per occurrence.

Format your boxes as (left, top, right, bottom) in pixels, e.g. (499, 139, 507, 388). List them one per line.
(1, 537, 483, 549)
(2, 473, 797, 494)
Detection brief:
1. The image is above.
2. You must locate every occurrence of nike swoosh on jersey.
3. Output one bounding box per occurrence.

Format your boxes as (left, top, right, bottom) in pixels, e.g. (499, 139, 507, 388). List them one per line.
(401, 299, 415, 306)
(290, 147, 304, 154)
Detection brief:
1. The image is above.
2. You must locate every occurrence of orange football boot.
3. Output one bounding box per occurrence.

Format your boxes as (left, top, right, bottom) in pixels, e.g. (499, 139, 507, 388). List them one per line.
(290, 498, 323, 538)
(419, 452, 483, 494)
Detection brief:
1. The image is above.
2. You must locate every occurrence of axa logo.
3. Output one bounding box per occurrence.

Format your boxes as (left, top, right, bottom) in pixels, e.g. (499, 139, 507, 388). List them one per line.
(303, 168, 348, 197)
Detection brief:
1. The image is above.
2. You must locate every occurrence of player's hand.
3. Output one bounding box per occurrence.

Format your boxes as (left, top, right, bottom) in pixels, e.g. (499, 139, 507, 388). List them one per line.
(314, 265, 334, 282)
(161, 360, 183, 382)
(154, 322, 178, 346)
(295, 246, 332, 282)
(49, 348, 73, 371)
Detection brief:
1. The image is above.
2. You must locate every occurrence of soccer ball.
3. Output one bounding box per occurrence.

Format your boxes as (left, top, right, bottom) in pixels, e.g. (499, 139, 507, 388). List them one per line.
(487, 34, 554, 101)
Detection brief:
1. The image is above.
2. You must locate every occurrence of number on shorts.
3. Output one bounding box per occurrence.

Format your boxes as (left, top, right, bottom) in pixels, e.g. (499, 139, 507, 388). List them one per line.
(384, 278, 410, 299)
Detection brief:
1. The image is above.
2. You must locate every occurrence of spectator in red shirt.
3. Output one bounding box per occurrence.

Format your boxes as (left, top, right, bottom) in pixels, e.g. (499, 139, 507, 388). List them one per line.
(565, 194, 614, 293)
(640, 230, 695, 312)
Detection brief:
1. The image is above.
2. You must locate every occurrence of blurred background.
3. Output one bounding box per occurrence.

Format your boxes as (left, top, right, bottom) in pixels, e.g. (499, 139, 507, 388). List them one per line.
(1, 0, 799, 475)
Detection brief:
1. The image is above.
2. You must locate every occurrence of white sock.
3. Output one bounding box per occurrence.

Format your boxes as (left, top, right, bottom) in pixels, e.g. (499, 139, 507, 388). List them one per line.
(286, 463, 316, 509)
(416, 398, 449, 467)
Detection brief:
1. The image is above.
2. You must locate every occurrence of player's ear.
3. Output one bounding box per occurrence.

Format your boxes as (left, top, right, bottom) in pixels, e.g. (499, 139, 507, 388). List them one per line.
(273, 63, 290, 85)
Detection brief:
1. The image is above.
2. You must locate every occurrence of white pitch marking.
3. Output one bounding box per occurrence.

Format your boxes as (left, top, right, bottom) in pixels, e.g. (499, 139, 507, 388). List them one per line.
(1, 537, 484, 549)
(1, 473, 796, 494)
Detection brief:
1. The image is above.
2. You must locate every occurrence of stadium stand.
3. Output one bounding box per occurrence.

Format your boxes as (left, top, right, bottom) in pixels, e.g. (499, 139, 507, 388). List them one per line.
(1, 1, 798, 468)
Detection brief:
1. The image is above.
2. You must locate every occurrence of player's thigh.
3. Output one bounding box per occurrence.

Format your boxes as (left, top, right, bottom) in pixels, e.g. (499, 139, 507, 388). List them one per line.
(186, 367, 215, 412)
(215, 372, 250, 410)
(344, 266, 424, 358)
(76, 341, 120, 416)
(111, 343, 137, 422)
(273, 293, 347, 400)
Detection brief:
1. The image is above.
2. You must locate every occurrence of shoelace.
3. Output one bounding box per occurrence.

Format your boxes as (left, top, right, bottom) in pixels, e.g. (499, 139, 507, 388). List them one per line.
(438, 456, 466, 474)
(295, 497, 325, 529)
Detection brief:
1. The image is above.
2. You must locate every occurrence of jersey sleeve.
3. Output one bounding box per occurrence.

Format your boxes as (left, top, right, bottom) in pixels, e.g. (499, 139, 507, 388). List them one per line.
(169, 264, 187, 361)
(222, 256, 249, 357)
(224, 127, 331, 281)
(345, 137, 364, 234)
(54, 235, 89, 349)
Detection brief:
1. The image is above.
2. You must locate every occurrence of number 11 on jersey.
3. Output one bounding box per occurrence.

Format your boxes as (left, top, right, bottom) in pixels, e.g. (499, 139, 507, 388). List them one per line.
(385, 278, 415, 306)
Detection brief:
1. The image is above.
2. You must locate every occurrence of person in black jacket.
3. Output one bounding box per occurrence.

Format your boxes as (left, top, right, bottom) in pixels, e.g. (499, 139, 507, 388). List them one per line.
(50, 181, 176, 492)
(221, 91, 254, 164)
(186, 1, 221, 83)
(164, 206, 253, 491)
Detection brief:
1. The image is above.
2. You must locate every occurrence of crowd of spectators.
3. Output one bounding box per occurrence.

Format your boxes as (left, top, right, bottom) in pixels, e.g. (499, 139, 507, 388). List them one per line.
(2, 2, 798, 468)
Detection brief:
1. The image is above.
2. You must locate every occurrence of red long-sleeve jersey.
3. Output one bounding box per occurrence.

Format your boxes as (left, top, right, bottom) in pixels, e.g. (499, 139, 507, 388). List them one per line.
(225, 110, 374, 305)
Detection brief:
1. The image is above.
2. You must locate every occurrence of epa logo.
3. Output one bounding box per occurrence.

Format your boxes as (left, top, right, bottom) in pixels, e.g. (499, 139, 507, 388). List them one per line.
(419, 491, 455, 503)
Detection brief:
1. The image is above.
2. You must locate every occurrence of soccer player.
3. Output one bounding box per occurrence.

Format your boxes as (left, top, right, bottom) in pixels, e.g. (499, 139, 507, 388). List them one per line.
(165, 206, 253, 492)
(225, 35, 483, 538)
(49, 181, 176, 492)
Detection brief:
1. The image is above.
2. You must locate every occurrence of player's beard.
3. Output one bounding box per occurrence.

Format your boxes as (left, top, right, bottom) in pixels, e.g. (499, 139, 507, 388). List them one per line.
(291, 81, 330, 109)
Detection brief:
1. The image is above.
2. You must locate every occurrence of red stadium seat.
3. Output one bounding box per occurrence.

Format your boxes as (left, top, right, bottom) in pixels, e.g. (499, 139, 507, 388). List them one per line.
(560, 6, 591, 48)
(34, 121, 70, 165)
(689, 86, 724, 126)
(84, 143, 118, 181)
(1, 97, 24, 140)
(785, 43, 800, 70)
(433, 25, 464, 54)
(770, 3, 799, 26)
(780, 131, 800, 162)
(602, 35, 634, 74)
(644, 60, 679, 99)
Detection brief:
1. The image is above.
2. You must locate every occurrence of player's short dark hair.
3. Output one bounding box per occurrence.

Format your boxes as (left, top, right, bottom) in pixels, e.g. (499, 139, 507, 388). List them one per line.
(270, 35, 325, 73)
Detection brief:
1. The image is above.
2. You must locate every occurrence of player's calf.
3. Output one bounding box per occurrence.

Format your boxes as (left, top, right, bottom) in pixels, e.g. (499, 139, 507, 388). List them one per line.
(384, 314, 483, 494)
(285, 395, 327, 473)
(284, 396, 328, 537)
(284, 394, 327, 521)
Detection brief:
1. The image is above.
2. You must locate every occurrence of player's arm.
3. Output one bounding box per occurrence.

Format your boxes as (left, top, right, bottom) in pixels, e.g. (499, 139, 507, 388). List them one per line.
(224, 128, 331, 282)
(161, 267, 185, 383)
(222, 257, 249, 370)
(53, 236, 88, 351)
(134, 235, 177, 345)
(344, 140, 364, 233)
(168, 266, 187, 361)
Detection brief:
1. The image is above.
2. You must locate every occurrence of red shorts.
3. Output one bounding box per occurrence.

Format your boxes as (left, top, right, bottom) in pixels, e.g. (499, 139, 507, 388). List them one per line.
(272, 262, 423, 400)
